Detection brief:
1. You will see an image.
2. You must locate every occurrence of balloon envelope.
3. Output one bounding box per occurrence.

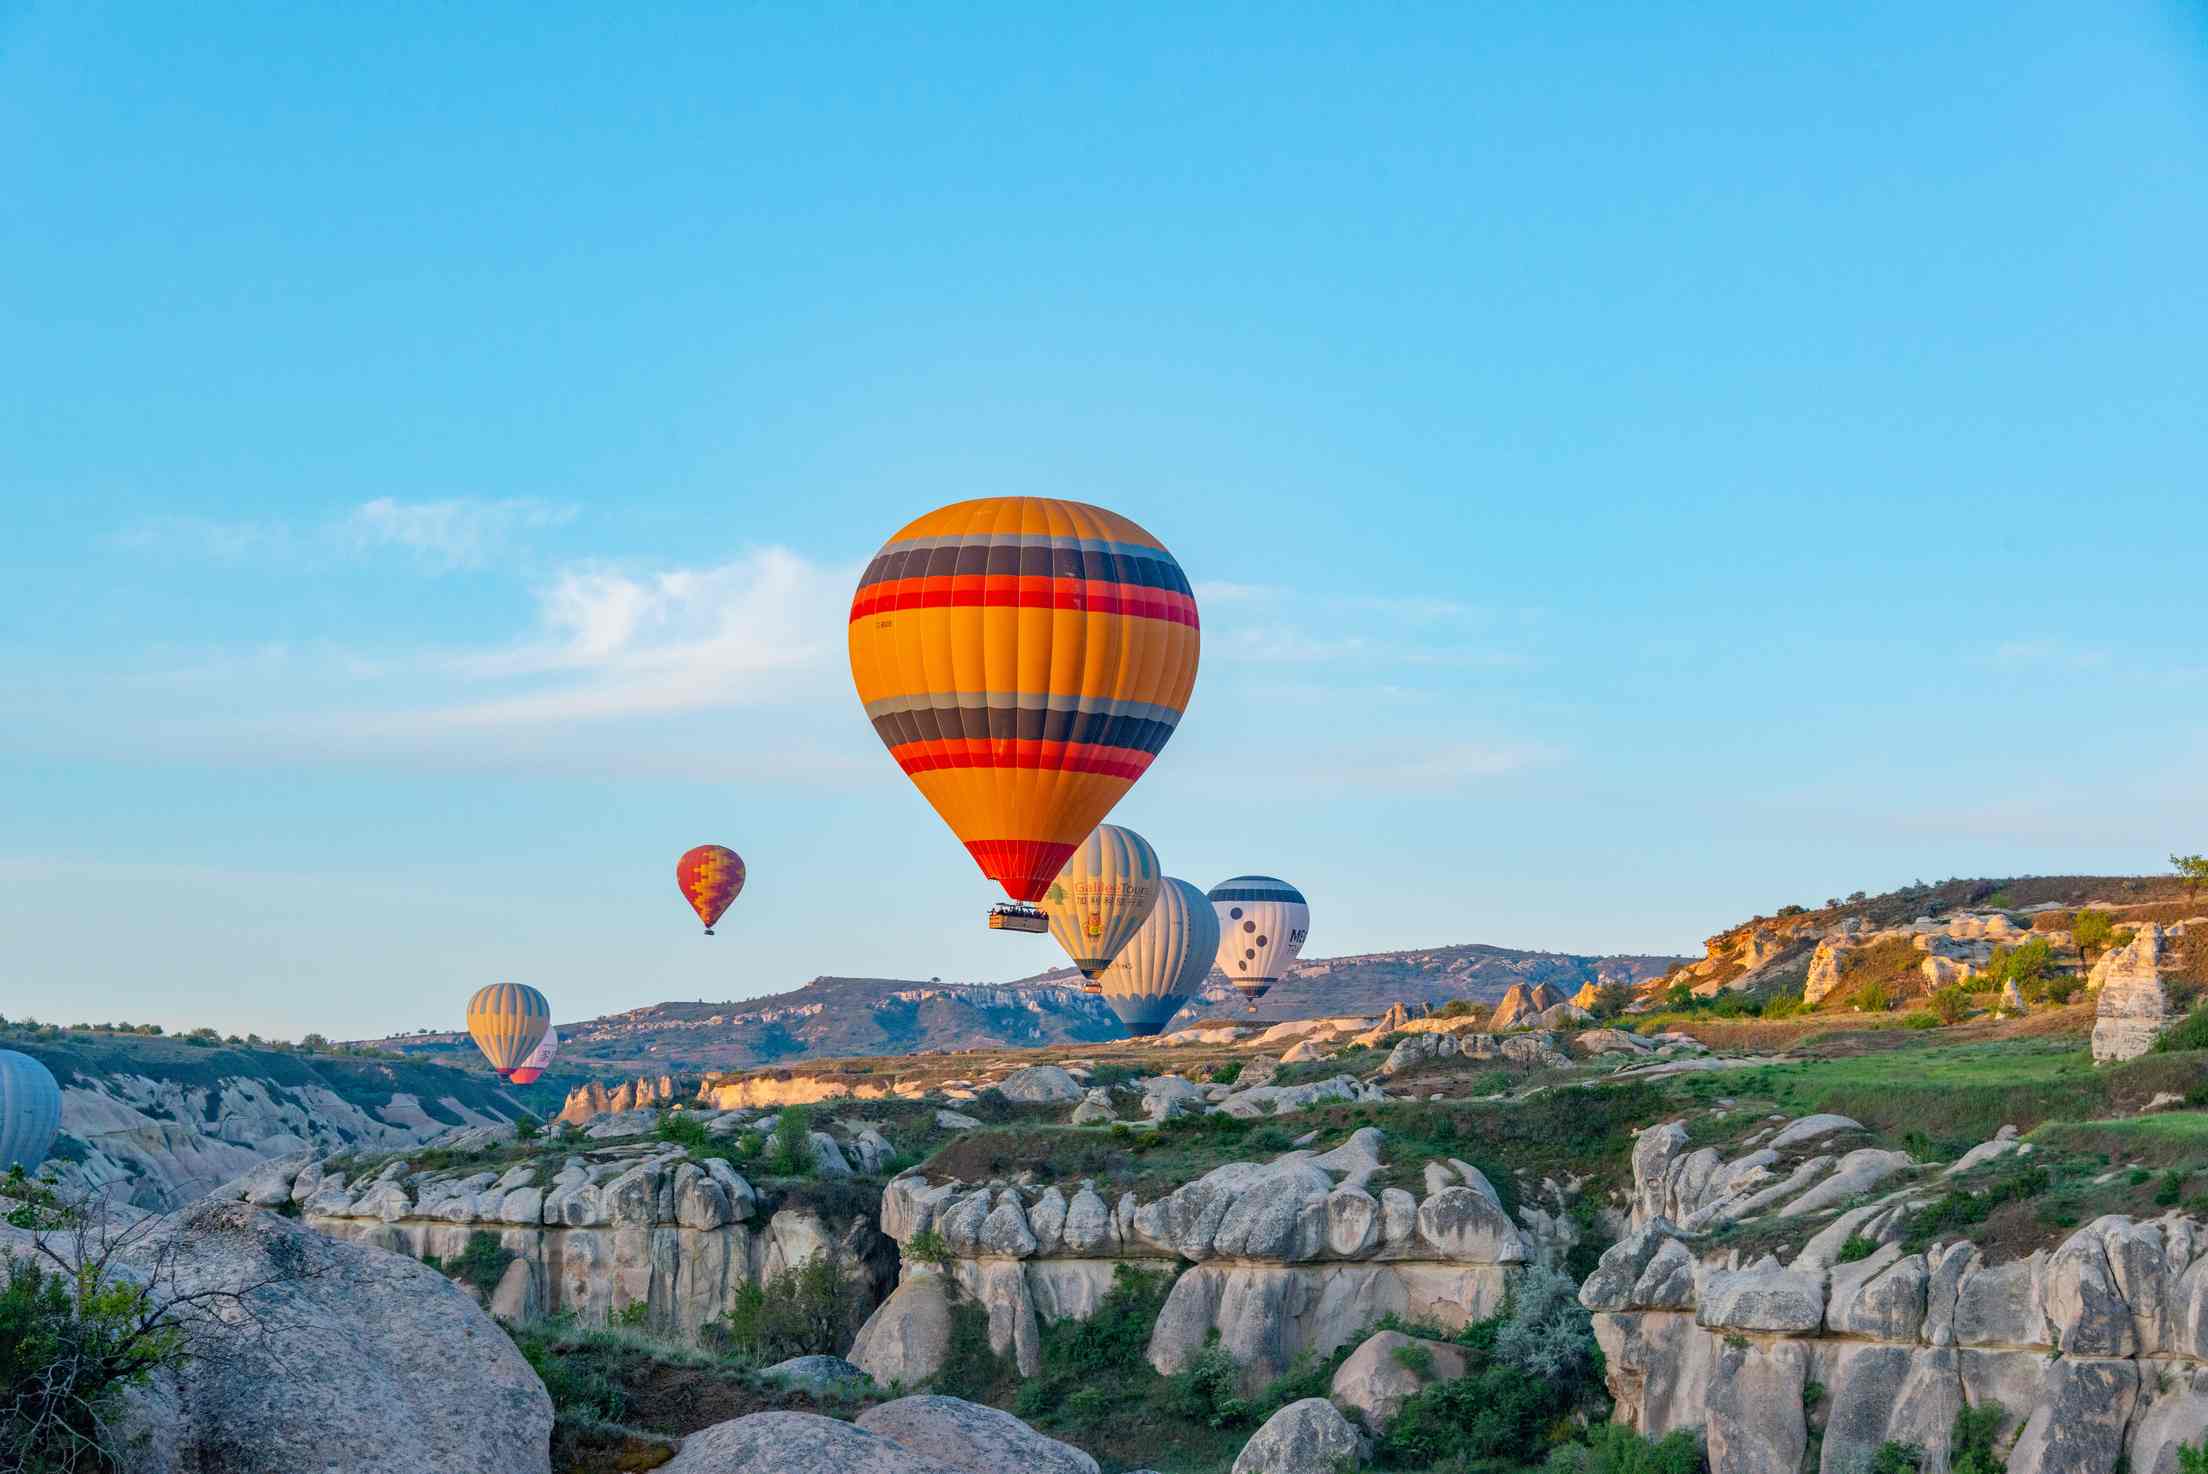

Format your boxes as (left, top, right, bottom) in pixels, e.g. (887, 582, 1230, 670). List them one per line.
(677, 845, 746, 933)
(466, 984, 551, 1078)
(0, 1048, 62, 1173)
(1098, 876, 1219, 1035)
(848, 497, 1200, 904)
(508, 1028, 558, 1085)
(1040, 824, 1162, 985)
(1208, 876, 1310, 1005)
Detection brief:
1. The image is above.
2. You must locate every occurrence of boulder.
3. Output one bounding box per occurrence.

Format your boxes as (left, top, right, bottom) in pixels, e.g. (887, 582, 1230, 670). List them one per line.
(1805, 940, 1851, 1005)
(996, 1066, 1085, 1104)
(1777, 1148, 1912, 1217)
(1490, 983, 1539, 1031)
(1232, 1397, 1368, 1474)
(1696, 1258, 1824, 1333)
(808, 1132, 854, 1177)
(1328, 1330, 1467, 1429)
(1765, 1114, 1863, 1150)
(1070, 1088, 1117, 1126)
(87, 1201, 553, 1474)
(660, 1411, 965, 1473)
(848, 1272, 956, 1388)
(855, 1395, 1100, 1474)
(757, 1355, 871, 1393)
(935, 1109, 982, 1130)
(2092, 924, 2172, 1063)
(1415, 1187, 1529, 1264)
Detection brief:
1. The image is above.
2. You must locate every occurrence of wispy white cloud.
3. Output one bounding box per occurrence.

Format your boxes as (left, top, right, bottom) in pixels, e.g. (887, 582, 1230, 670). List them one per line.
(113, 497, 575, 572)
(337, 497, 576, 570)
(396, 547, 852, 729)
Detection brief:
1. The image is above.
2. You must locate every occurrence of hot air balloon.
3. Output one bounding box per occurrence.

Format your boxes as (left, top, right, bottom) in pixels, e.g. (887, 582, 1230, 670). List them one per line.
(1039, 824, 1162, 991)
(1098, 876, 1220, 1035)
(677, 844, 746, 935)
(848, 497, 1199, 932)
(466, 983, 551, 1080)
(0, 1049, 62, 1174)
(508, 1027, 558, 1085)
(1208, 876, 1310, 1009)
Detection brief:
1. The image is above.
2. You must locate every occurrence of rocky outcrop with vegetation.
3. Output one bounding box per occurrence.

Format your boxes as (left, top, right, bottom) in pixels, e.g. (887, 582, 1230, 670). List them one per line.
(1585, 1113, 2208, 1474)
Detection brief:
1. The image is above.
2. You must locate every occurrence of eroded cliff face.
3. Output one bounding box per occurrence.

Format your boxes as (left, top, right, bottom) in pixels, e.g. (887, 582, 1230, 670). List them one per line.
(1586, 1120, 2208, 1474)
(52, 1074, 512, 1210)
(851, 1126, 1572, 1393)
(224, 1133, 893, 1340)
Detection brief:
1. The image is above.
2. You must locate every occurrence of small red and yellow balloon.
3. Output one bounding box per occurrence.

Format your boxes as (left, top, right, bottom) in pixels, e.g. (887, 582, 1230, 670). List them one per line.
(677, 844, 746, 935)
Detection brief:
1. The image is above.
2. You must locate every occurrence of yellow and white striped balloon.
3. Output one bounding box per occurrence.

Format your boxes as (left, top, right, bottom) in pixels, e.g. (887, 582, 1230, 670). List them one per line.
(1040, 824, 1162, 989)
(466, 983, 551, 1079)
(1097, 876, 1219, 1035)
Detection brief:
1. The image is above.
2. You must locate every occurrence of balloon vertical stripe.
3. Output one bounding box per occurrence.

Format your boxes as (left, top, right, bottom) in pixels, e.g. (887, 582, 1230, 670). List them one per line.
(0, 1049, 62, 1173)
(466, 983, 551, 1078)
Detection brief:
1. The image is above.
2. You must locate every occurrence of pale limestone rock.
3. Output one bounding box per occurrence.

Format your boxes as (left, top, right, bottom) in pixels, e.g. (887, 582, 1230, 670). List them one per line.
(1415, 1187, 1529, 1264)
(1028, 1186, 1068, 1257)
(1705, 1338, 1806, 1474)
(660, 1411, 965, 1474)
(856, 1395, 1099, 1474)
(1231, 1398, 1367, 1474)
(995, 1065, 1085, 1103)
(2093, 924, 2172, 1062)
(1824, 1244, 1928, 1341)
(757, 1354, 870, 1392)
(1805, 939, 1852, 1005)
(1324, 1187, 1382, 1260)
(849, 1270, 956, 1388)
(1594, 1310, 1715, 1439)
(1778, 1148, 1913, 1217)
(808, 1132, 854, 1178)
(1070, 1088, 1117, 1126)
(2009, 1355, 2138, 1474)
(1697, 1258, 1824, 1332)
(935, 1109, 981, 1129)
(1062, 1185, 1113, 1255)
(1328, 1330, 1466, 1430)
(1768, 1114, 1865, 1151)
(978, 1194, 1038, 1260)
(2128, 1363, 2208, 1474)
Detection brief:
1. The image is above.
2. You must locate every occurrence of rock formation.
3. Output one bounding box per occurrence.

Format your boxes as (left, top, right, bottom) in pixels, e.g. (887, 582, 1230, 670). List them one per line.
(225, 1132, 891, 1339)
(854, 1129, 1549, 1393)
(1231, 1398, 1368, 1474)
(660, 1398, 1103, 1474)
(1585, 1116, 2208, 1474)
(1, 1198, 552, 1474)
(557, 1073, 681, 1123)
(2092, 923, 2173, 1062)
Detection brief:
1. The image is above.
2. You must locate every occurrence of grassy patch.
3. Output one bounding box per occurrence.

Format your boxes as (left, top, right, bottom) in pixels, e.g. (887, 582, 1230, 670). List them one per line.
(2027, 1112, 2208, 1171)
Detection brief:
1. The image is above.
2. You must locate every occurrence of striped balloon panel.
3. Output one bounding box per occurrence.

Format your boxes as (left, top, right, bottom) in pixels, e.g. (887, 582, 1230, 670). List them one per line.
(848, 497, 1200, 902)
(677, 845, 747, 931)
(518, 1027, 560, 1073)
(0, 1049, 61, 1172)
(1208, 875, 1312, 998)
(466, 983, 551, 1075)
(1040, 825, 1162, 979)
(1099, 876, 1221, 1035)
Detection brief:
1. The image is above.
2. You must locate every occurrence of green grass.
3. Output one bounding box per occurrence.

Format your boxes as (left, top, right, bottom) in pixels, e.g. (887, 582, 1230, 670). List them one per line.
(2027, 1112, 2208, 1170)
(1692, 1039, 2207, 1155)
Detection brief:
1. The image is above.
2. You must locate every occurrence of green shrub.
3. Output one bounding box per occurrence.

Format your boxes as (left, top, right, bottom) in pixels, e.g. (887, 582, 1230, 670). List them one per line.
(1902, 1011, 1942, 1030)
(654, 1112, 712, 1151)
(1903, 1167, 2050, 1251)
(449, 1230, 517, 1298)
(2178, 1436, 2208, 1474)
(2157, 1171, 2188, 1208)
(765, 1106, 814, 1177)
(1950, 1403, 2008, 1474)
(2, 1244, 189, 1470)
(1209, 1061, 1243, 1085)
(1391, 1341, 1436, 1377)
(1380, 1267, 1603, 1467)
(1930, 986, 1974, 1025)
(1869, 1442, 1923, 1473)
(1834, 1235, 1880, 1264)
(906, 1227, 952, 1268)
(610, 1301, 649, 1329)
(511, 1323, 628, 1425)
(711, 1250, 866, 1368)
(1544, 1423, 1707, 1474)
(2155, 1008, 2208, 1054)
(1012, 1266, 1173, 1427)
(1162, 1337, 1252, 1428)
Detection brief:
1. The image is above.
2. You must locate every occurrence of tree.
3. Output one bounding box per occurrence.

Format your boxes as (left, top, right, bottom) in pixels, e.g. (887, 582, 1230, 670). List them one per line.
(2073, 909, 2117, 973)
(2174, 854, 2208, 908)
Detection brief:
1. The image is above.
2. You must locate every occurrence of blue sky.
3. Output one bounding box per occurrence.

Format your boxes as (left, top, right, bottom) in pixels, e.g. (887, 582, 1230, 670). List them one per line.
(4, 1, 2204, 1040)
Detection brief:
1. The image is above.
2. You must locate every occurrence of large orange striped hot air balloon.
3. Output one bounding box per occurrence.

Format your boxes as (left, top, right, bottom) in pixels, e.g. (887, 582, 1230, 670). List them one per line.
(676, 844, 746, 935)
(848, 498, 1199, 930)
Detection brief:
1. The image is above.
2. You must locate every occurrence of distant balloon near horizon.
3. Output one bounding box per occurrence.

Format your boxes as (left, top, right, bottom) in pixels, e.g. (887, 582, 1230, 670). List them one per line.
(1208, 875, 1310, 1008)
(1040, 824, 1162, 990)
(465, 983, 550, 1080)
(508, 1027, 558, 1086)
(1099, 876, 1220, 1035)
(676, 845, 746, 935)
(0, 1048, 62, 1173)
(847, 496, 1200, 920)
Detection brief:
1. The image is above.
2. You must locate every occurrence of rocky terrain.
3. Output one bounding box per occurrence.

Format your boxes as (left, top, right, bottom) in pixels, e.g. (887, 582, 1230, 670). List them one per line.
(359, 941, 1686, 1077)
(0, 1026, 547, 1210)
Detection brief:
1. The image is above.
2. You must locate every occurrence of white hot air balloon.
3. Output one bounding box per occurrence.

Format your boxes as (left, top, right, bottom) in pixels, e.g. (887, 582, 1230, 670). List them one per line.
(0, 1048, 62, 1174)
(508, 1028, 559, 1085)
(1098, 876, 1220, 1036)
(1040, 825, 1162, 992)
(1208, 875, 1310, 1008)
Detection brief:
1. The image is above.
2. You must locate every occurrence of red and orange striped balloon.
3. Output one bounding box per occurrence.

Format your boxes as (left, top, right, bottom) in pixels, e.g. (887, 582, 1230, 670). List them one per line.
(676, 844, 746, 934)
(848, 497, 1200, 903)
